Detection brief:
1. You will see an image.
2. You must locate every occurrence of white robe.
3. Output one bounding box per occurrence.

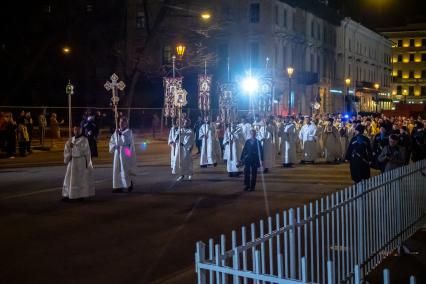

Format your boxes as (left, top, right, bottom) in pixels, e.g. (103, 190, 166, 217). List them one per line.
(109, 129, 137, 189)
(323, 124, 342, 162)
(172, 128, 194, 176)
(240, 123, 252, 141)
(339, 125, 350, 160)
(280, 123, 297, 164)
(273, 122, 281, 155)
(168, 127, 178, 169)
(258, 125, 275, 169)
(63, 135, 95, 199)
(223, 126, 244, 173)
(299, 123, 318, 162)
(199, 123, 219, 165)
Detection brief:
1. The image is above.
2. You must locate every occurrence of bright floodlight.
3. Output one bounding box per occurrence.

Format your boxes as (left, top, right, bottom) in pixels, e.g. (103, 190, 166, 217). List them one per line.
(242, 76, 259, 95)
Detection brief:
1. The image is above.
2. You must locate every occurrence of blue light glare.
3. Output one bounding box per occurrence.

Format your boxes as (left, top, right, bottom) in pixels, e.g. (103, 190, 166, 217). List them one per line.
(140, 140, 148, 151)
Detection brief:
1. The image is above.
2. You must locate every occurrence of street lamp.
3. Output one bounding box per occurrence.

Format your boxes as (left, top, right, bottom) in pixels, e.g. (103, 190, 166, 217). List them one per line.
(374, 83, 380, 113)
(65, 80, 74, 138)
(287, 67, 294, 115)
(345, 78, 351, 113)
(62, 46, 71, 55)
(176, 44, 186, 58)
(201, 12, 211, 20)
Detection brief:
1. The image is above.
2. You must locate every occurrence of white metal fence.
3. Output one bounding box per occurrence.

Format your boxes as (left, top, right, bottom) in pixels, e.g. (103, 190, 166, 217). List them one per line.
(195, 160, 426, 284)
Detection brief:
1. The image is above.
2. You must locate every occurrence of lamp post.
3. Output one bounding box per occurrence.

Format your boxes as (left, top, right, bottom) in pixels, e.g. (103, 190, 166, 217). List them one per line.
(345, 78, 351, 113)
(374, 83, 380, 113)
(65, 80, 74, 138)
(287, 67, 294, 115)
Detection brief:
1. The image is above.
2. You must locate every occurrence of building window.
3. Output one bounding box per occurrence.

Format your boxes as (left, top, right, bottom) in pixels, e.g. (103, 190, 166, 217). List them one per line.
(136, 11, 145, 29)
(249, 3, 260, 23)
(397, 85, 402, 95)
(422, 39, 426, 46)
(397, 70, 402, 78)
(422, 54, 426, 61)
(409, 54, 415, 62)
(397, 40, 403, 47)
(283, 9, 287, 27)
(409, 86, 414, 95)
(275, 5, 279, 25)
(410, 39, 415, 47)
(422, 70, 426, 78)
(282, 45, 287, 67)
(311, 21, 315, 38)
(398, 54, 403, 62)
(409, 70, 414, 78)
(162, 46, 172, 65)
(421, 86, 426, 96)
(292, 12, 296, 30)
(250, 42, 259, 67)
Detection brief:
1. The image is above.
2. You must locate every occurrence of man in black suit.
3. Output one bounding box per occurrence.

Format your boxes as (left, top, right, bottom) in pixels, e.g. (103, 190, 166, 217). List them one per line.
(240, 129, 263, 191)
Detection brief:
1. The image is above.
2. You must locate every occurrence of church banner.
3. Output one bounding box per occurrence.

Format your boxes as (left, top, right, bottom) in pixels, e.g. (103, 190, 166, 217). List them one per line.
(198, 74, 212, 115)
(163, 77, 183, 118)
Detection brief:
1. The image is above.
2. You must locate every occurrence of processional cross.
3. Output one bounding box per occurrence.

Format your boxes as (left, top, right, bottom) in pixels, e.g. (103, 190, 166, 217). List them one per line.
(104, 73, 126, 130)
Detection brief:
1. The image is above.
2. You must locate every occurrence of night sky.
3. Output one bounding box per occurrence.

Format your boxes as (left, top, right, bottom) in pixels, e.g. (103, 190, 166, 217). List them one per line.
(1, 0, 425, 107)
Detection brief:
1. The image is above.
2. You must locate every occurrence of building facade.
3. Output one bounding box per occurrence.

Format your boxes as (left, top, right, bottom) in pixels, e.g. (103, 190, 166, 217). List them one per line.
(125, 0, 392, 114)
(380, 24, 426, 106)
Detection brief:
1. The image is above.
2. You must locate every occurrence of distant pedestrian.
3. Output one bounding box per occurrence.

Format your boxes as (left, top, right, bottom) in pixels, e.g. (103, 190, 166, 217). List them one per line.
(4, 112, 17, 158)
(378, 134, 406, 172)
(25, 112, 33, 153)
(38, 110, 47, 146)
(82, 115, 98, 157)
(345, 125, 372, 183)
(62, 125, 95, 201)
(17, 117, 29, 156)
(50, 113, 63, 148)
(411, 121, 426, 162)
(240, 129, 263, 191)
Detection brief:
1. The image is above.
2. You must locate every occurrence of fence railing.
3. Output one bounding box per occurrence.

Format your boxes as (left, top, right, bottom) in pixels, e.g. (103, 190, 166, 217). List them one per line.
(195, 160, 426, 284)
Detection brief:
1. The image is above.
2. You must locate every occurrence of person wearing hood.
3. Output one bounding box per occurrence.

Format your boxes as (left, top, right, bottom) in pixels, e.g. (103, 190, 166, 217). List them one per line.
(345, 125, 373, 183)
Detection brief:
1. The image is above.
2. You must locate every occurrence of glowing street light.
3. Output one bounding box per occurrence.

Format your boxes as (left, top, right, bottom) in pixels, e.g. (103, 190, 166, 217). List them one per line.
(241, 76, 259, 95)
(287, 67, 294, 114)
(176, 44, 186, 57)
(344, 78, 351, 113)
(374, 83, 380, 113)
(201, 12, 211, 20)
(62, 46, 71, 55)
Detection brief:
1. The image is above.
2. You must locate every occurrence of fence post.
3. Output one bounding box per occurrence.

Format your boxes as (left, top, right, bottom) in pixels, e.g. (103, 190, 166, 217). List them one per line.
(383, 268, 390, 284)
(289, 209, 296, 279)
(410, 275, 417, 284)
(301, 257, 307, 283)
(233, 248, 240, 284)
(354, 265, 361, 284)
(327, 260, 334, 284)
(196, 241, 207, 284)
(357, 182, 364, 276)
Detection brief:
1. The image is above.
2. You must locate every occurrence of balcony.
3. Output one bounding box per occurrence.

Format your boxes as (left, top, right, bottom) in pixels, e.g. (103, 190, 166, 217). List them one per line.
(392, 77, 426, 84)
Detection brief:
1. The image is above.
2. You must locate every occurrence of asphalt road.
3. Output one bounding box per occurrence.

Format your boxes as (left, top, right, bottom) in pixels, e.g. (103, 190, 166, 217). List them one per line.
(0, 138, 358, 284)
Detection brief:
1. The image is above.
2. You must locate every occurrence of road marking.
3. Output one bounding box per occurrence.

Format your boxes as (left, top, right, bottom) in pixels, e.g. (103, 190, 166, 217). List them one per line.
(1, 178, 111, 200)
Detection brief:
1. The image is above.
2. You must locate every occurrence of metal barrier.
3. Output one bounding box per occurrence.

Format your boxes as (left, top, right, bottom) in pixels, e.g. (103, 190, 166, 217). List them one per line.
(195, 160, 426, 283)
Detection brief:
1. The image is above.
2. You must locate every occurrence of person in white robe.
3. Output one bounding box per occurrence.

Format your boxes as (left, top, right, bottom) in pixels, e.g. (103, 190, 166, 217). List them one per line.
(338, 120, 350, 161)
(279, 116, 297, 167)
(274, 117, 282, 155)
(62, 126, 95, 201)
(223, 122, 244, 177)
(239, 117, 253, 141)
(199, 117, 219, 167)
(299, 117, 319, 163)
(323, 118, 342, 163)
(173, 119, 195, 181)
(257, 119, 275, 173)
(168, 124, 178, 172)
(109, 117, 137, 192)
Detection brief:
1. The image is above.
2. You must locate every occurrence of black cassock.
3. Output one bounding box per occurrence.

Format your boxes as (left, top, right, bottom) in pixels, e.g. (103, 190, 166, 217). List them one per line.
(83, 120, 99, 157)
(240, 138, 263, 190)
(345, 134, 372, 183)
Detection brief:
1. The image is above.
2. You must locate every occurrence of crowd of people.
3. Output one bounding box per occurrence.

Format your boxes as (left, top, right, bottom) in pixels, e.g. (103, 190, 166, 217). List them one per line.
(168, 113, 426, 191)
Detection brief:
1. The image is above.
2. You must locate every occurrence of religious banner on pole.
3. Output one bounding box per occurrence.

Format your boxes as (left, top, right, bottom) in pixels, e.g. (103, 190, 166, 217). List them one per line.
(218, 82, 238, 124)
(258, 77, 273, 115)
(163, 77, 183, 118)
(198, 74, 212, 116)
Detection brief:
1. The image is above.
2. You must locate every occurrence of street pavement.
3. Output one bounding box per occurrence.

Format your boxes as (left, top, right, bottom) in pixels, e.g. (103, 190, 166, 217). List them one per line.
(0, 137, 364, 284)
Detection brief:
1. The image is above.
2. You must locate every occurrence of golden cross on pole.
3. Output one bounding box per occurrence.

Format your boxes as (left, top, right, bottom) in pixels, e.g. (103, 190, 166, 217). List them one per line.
(104, 73, 126, 131)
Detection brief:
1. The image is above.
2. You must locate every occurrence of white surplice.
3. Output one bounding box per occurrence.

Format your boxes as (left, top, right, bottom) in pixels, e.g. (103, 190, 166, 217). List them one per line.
(168, 126, 178, 170)
(63, 135, 95, 199)
(199, 123, 219, 165)
(109, 128, 137, 189)
(323, 123, 342, 162)
(299, 123, 318, 162)
(223, 125, 244, 173)
(280, 123, 297, 164)
(172, 127, 195, 176)
(257, 124, 275, 169)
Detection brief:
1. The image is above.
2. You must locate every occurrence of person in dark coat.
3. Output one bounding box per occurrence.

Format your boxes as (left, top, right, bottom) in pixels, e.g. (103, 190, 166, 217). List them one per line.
(345, 125, 372, 183)
(193, 116, 203, 154)
(240, 129, 263, 191)
(399, 126, 412, 165)
(371, 126, 388, 172)
(411, 121, 426, 162)
(82, 115, 99, 157)
(378, 134, 406, 172)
